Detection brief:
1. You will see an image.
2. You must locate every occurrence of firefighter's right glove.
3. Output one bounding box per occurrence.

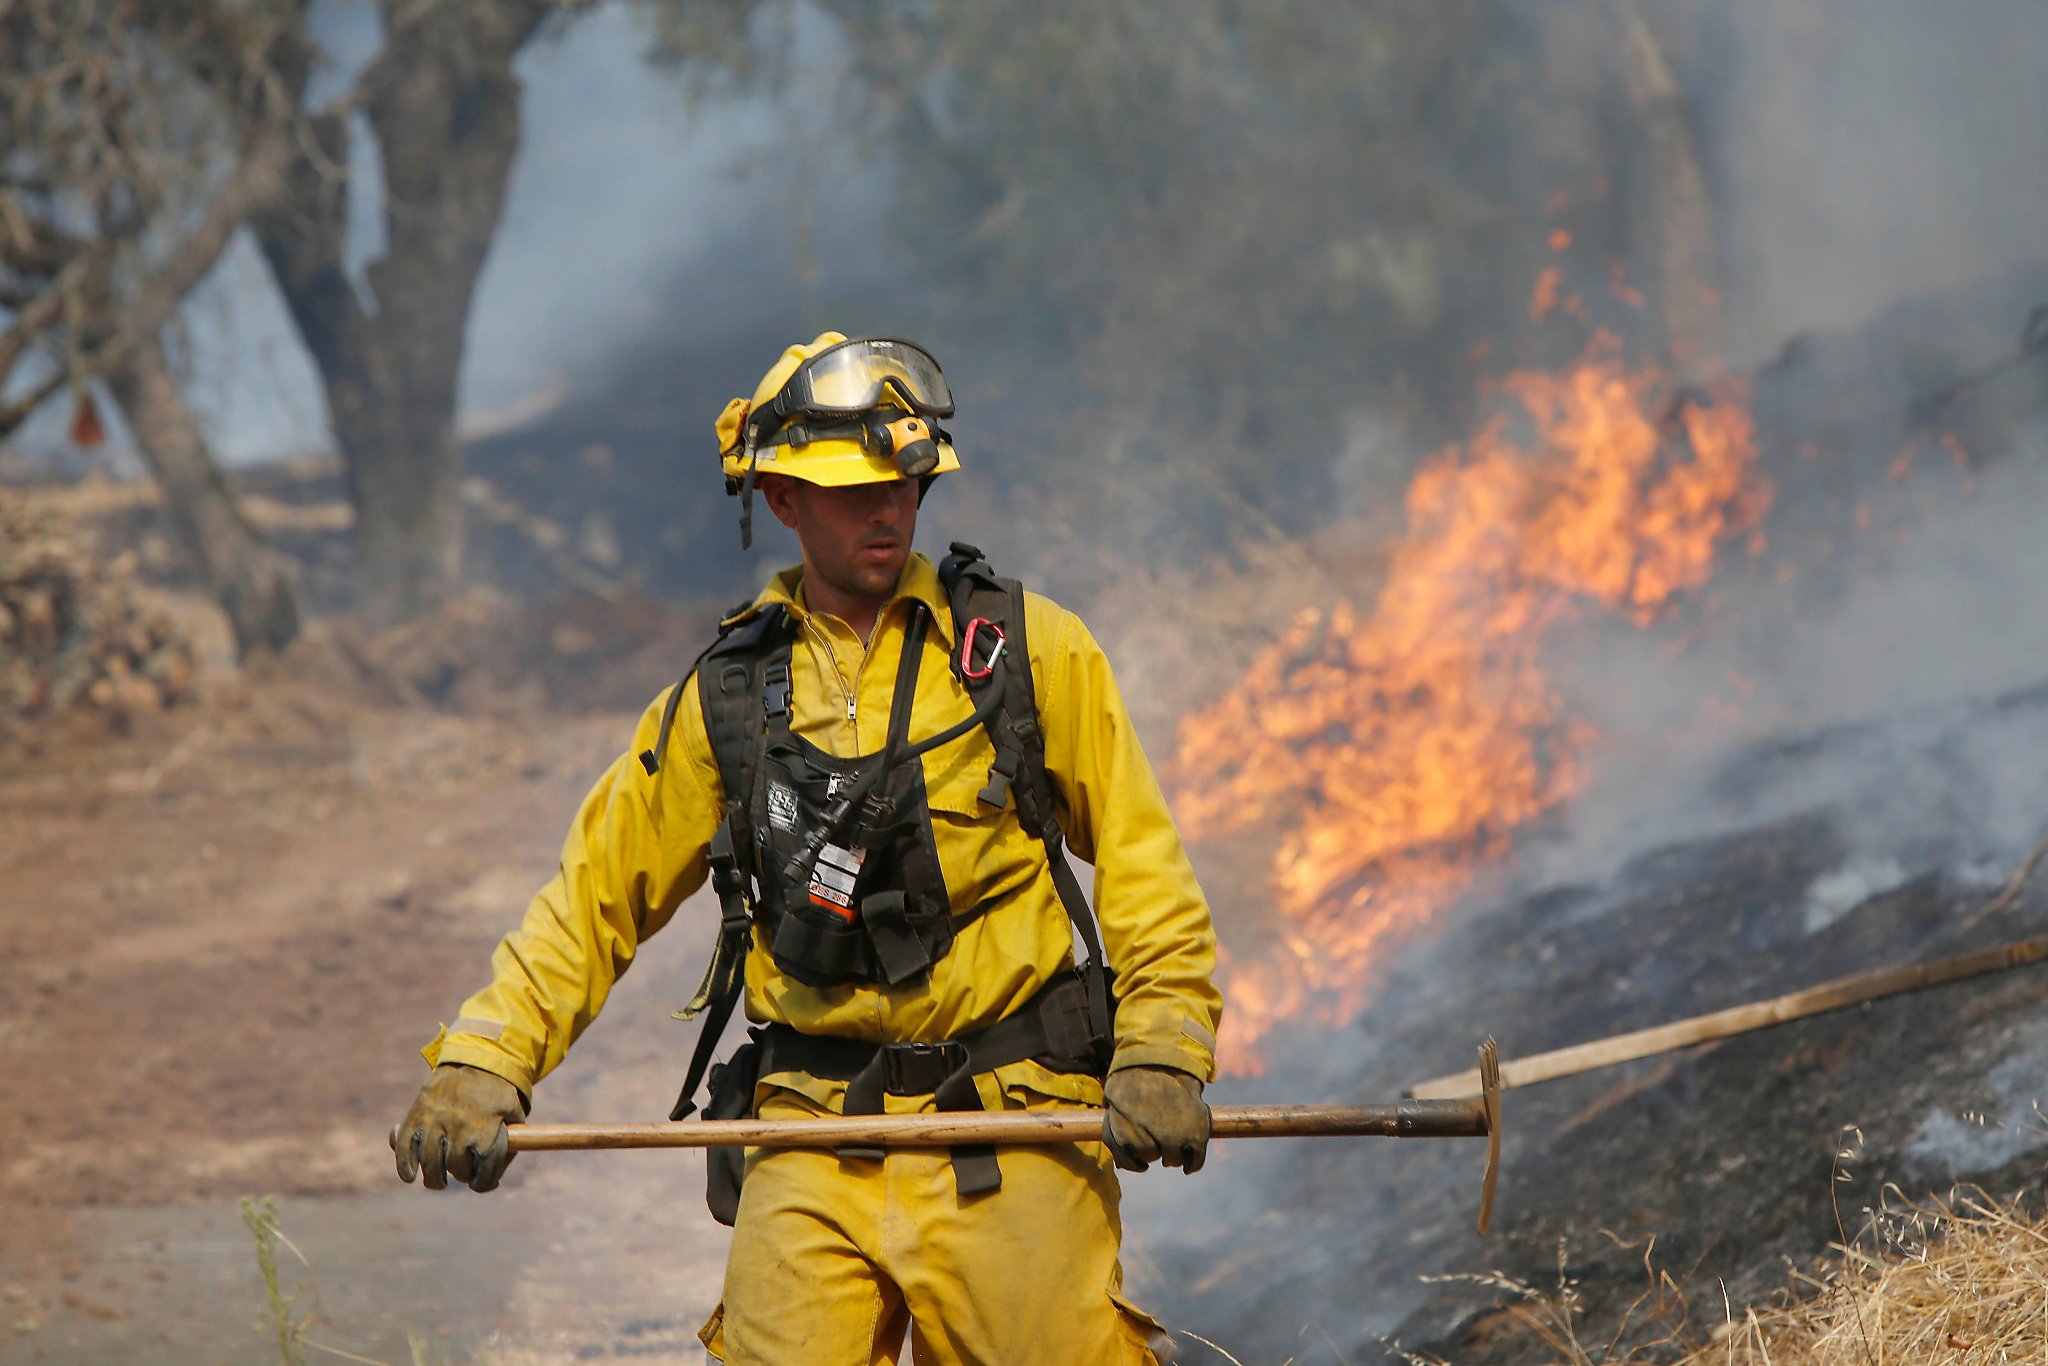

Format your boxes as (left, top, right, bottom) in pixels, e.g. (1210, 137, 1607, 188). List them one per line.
(392, 1063, 526, 1193)
(1102, 1065, 1211, 1175)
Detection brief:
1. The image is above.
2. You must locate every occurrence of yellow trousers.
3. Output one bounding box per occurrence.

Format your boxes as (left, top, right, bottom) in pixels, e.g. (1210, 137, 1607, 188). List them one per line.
(699, 1086, 1171, 1365)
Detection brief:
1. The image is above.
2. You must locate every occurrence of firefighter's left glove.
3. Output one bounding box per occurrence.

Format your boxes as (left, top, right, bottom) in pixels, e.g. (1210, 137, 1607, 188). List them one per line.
(392, 1063, 527, 1193)
(1102, 1065, 1211, 1175)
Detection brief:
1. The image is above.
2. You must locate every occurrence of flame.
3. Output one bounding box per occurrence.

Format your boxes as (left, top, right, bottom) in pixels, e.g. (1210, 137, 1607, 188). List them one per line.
(1172, 333, 1769, 1072)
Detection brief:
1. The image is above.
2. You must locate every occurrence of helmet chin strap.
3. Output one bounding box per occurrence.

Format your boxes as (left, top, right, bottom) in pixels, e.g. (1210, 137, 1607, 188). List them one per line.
(736, 438, 761, 550)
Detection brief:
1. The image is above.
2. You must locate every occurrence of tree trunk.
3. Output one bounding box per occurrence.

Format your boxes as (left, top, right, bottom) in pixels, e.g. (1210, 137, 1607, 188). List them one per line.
(108, 337, 301, 657)
(252, 0, 547, 625)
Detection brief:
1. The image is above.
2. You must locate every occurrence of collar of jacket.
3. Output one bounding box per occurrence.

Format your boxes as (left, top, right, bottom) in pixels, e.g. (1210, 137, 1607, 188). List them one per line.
(730, 550, 958, 648)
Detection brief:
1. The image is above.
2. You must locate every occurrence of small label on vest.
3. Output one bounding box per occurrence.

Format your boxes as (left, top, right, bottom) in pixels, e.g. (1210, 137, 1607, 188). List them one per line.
(808, 842, 866, 921)
(767, 780, 798, 832)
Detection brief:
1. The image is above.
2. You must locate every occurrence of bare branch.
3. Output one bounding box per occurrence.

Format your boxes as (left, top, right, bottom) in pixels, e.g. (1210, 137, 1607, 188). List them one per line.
(87, 115, 295, 373)
(0, 256, 86, 395)
(0, 368, 68, 438)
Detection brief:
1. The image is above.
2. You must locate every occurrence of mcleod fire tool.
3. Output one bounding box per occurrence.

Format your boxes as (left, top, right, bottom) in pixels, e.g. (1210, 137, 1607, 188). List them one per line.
(421, 1042, 1508, 1236)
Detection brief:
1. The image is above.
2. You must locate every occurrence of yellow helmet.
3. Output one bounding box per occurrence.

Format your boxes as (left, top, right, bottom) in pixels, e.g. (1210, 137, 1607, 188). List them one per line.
(718, 332, 962, 491)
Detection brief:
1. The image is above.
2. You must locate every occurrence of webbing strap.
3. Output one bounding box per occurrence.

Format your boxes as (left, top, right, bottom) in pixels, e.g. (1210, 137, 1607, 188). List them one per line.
(762, 657, 793, 730)
(669, 924, 748, 1120)
(851, 606, 930, 985)
(676, 821, 750, 1024)
(670, 822, 754, 1121)
(639, 677, 690, 778)
(666, 609, 793, 1122)
(1042, 829, 1114, 1049)
(759, 973, 1102, 1084)
(883, 604, 928, 761)
(760, 972, 1105, 1198)
(937, 543, 1117, 1066)
(838, 1043, 1000, 1196)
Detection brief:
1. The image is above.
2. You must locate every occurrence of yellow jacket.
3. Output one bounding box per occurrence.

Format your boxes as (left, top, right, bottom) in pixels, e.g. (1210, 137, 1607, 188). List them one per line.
(425, 552, 1221, 1111)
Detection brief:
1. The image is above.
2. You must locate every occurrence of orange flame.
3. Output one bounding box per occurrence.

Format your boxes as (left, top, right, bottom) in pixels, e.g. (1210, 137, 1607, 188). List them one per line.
(1172, 333, 1769, 1072)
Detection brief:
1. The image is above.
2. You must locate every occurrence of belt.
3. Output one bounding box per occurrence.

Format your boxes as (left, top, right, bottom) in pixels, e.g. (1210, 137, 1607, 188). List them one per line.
(755, 971, 1107, 1199)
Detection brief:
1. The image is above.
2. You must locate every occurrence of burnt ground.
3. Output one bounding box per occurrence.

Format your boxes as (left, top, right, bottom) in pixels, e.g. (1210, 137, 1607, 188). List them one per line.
(1144, 680, 2048, 1364)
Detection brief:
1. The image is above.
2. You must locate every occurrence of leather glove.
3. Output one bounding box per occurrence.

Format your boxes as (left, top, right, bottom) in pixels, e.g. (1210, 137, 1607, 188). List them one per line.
(391, 1064, 526, 1192)
(1102, 1065, 1211, 1174)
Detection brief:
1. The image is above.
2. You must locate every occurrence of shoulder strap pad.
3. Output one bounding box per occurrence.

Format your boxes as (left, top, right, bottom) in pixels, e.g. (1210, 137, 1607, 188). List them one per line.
(937, 544, 1045, 820)
(638, 601, 785, 779)
(938, 544, 1115, 1055)
(693, 603, 792, 805)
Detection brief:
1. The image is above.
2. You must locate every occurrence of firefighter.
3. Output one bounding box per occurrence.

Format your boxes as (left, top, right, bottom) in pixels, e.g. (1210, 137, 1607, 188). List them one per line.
(393, 333, 1223, 1365)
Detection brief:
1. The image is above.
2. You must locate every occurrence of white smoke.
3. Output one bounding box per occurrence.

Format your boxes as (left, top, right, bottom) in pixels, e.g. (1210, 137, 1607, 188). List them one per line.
(1711, 0, 2048, 366)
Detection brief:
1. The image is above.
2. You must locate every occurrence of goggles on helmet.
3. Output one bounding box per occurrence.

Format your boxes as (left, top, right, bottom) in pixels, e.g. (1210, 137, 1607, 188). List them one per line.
(746, 337, 954, 446)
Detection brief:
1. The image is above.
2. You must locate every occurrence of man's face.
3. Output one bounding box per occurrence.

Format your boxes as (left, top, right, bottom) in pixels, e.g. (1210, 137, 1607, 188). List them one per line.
(761, 474, 920, 603)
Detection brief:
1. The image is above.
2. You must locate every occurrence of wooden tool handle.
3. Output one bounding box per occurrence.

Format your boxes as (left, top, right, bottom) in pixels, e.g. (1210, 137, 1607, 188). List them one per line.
(1407, 929, 2048, 1100)
(502, 1100, 1489, 1152)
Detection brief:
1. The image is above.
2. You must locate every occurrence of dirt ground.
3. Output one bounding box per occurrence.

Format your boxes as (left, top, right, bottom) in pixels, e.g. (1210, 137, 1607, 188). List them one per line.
(0, 625, 762, 1364)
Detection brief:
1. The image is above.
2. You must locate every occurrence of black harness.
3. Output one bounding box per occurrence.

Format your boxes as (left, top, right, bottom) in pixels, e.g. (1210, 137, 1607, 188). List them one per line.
(639, 544, 1116, 1221)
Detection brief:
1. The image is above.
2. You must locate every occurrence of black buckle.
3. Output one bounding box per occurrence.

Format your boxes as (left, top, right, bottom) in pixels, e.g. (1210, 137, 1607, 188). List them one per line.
(707, 822, 749, 905)
(978, 748, 1018, 810)
(713, 890, 751, 932)
(884, 1039, 970, 1096)
(762, 662, 792, 719)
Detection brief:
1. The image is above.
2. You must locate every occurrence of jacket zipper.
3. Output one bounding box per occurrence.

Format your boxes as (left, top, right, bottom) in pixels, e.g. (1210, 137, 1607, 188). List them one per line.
(801, 617, 859, 735)
(848, 600, 919, 742)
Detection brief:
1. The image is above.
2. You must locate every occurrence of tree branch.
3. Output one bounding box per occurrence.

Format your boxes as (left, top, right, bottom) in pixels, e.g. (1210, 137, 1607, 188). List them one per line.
(0, 368, 69, 437)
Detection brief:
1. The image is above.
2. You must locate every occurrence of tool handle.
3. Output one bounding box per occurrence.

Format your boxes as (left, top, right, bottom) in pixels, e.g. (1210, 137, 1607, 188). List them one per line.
(502, 1100, 1488, 1152)
(1408, 926, 2048, 1100)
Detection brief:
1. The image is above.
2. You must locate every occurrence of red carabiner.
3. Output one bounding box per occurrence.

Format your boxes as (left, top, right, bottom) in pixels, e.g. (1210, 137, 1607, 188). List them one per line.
(959, 616, 1006, 683)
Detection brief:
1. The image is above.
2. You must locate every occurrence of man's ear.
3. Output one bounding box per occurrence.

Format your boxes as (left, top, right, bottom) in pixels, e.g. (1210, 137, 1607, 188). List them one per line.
(758, 473, 803, 530)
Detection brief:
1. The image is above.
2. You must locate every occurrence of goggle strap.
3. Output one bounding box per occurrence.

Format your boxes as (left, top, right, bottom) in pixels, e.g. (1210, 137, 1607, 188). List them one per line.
(762, 415, 870, 449)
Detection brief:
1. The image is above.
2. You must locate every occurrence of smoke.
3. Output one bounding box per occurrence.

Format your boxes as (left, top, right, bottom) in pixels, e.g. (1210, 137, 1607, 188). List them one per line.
(1742, 442, 2048, 725)
(1705, 0, 2048, 365)
(462, 6, 873, 418)
(1522, 411, 2048, 919)
(1803, 856, 1910, 931)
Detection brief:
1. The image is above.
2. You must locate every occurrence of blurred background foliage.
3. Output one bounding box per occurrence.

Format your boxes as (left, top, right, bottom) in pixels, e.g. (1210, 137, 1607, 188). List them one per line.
(3, 1, 2037, 644)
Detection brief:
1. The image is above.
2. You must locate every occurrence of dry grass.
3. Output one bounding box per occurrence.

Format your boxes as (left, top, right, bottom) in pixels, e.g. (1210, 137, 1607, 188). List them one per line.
(1686, 1185, 2048, 1365)
(1395, 1181, 2048, 1365)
